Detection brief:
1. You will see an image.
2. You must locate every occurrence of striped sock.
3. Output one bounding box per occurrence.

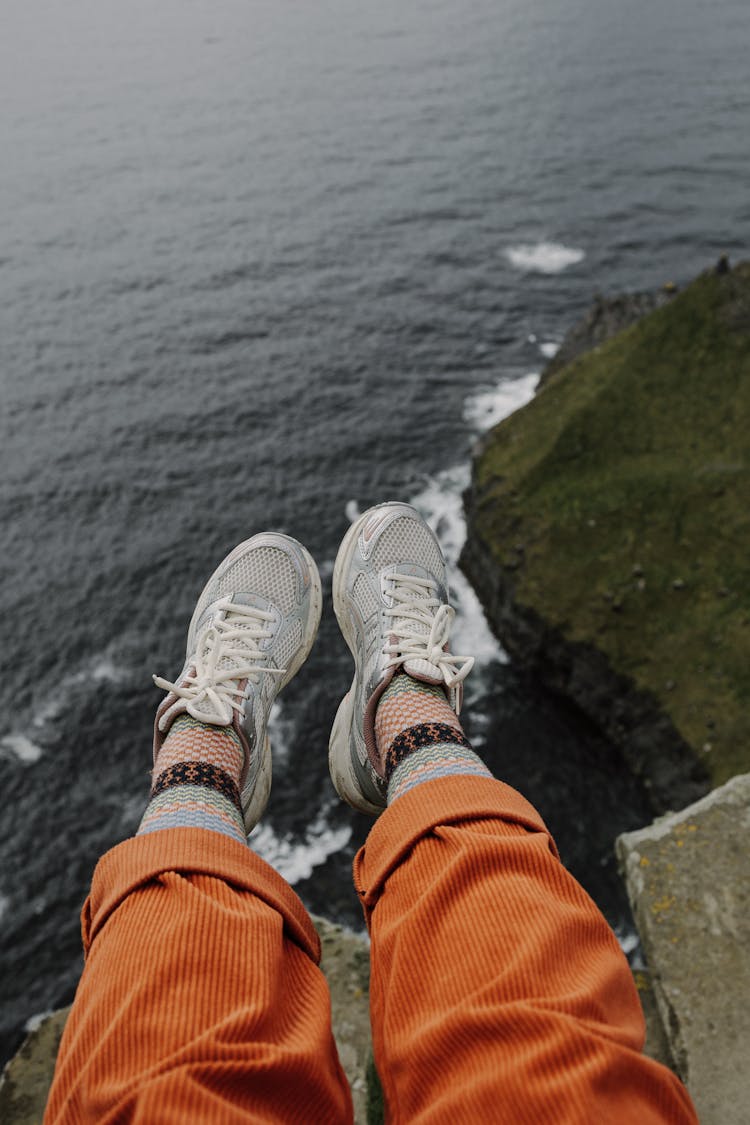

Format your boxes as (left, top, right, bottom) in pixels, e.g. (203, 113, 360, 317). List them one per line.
(137, 714, 247, 844)
(375, 672, 491, 805)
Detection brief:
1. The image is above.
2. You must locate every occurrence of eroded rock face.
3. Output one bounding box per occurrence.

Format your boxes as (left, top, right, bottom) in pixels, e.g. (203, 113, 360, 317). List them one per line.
(459, 522, 709, 814)
(314, 915, 373, 1124)
(0, 1007, 70, 1125)
(462, 262, 750, 805)
(539, 288, 676, 386)
(617, 773, 750, 1125)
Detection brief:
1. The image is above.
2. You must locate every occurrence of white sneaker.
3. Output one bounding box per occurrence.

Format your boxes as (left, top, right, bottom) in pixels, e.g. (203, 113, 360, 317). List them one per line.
(329, 502, 473, 815)
(153, 533, 322, 833)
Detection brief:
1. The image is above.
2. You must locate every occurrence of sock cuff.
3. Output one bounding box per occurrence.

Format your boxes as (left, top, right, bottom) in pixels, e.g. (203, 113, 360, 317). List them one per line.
(384, 721, 472, 781)
(387, 743, 492, 804)
(139, 786, 247, 843)
(151, 760, 242, 810)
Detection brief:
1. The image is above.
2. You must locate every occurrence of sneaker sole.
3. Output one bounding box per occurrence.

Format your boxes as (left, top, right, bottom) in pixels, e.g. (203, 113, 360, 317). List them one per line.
(329, 504, 401, 815)
(187, 533, 323, 834)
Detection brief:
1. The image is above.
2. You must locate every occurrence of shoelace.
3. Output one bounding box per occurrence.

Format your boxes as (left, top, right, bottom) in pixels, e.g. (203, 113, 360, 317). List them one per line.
(153, 599, 287, 727)
(383, 572, 474, 688)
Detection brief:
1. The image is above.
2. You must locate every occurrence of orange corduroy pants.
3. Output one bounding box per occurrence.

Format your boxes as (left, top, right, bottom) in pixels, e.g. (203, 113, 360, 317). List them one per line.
(45, 776, 697, 1124)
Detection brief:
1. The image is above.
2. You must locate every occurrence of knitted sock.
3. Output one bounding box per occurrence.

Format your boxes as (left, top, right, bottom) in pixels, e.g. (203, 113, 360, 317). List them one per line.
(375, 672, 491, 805)
(137, 714, 247, 844)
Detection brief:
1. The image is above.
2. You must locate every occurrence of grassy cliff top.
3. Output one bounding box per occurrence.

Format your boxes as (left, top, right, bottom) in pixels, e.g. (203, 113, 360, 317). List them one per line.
(472, 262, 750, 785)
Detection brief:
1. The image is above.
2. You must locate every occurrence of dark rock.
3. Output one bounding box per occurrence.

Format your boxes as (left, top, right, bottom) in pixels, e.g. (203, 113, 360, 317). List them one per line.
(617, 774, 750, 1123)
(460, 515, 709, 814)
(539, 289, 677, 387)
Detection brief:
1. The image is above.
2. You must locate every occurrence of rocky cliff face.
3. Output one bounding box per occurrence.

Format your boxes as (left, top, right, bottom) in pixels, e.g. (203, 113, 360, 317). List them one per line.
(617, 772, 750, 1124)
(460, 525, 709, 812)
(461, 260, 750, 811)
(539, 286, 677, 386)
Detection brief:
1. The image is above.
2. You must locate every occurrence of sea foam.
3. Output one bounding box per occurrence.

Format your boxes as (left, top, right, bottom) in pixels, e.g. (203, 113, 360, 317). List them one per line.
(32, 652, 126, 730)
(24, 1009, 56, 1034)
(505, 241, 585, 274)
(463, 371, 539, 433)
(267, 699, 292, 771)
(1, 733, 44, 764)
(250, 806, 352, 884)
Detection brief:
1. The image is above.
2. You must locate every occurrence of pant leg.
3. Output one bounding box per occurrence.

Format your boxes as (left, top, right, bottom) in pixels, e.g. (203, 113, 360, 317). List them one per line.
(354, 775, 698, 1125)
(45, 827, 353, 1125)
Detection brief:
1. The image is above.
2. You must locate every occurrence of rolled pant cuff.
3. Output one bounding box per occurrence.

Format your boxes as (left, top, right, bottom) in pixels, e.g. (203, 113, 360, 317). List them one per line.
(82, 827, 320, 962)
(354, 775, 558, 909)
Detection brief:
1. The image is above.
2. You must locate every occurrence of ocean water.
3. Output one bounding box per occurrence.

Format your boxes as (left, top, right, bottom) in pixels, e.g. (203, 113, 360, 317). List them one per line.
(1, 0, 749, 1062)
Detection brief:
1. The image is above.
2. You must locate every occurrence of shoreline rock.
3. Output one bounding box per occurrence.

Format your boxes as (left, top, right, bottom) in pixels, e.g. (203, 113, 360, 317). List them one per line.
(540, 286, 678, 386)
(460, 522, 709, 813)
(539, 285, 679, 387)
(461, 259, 750, 808)
(617, 773, 750, 1123)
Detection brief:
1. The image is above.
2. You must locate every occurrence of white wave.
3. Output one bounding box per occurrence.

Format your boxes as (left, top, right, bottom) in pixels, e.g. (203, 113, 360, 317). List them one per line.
(32, 696, 64, 729)
(25, 1009, 55, 1034)
(1, 733, 43, 764)
(410, 467, 506, 665)
(540, 341, 560, 359)
(505, 241, 585, 274)
(266, 699, 292, 771)
(318, 558, 334, 582)
(89, 657, 121, 682)
(32, 652, 127, 729)
(449, 570, 508, 664)
(411, 463, 469, 568)
(615, 923, 642, 966)
(250, 805, 352, 884)
(463, 371, 539, 434)
(407, 369, 543, 670)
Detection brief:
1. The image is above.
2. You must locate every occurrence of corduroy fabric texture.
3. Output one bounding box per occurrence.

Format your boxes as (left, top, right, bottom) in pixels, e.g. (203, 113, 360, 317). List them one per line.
(44, 829, 352, 1124)
(355, 777, 698, 1124)
(45, 779, 697, 1124)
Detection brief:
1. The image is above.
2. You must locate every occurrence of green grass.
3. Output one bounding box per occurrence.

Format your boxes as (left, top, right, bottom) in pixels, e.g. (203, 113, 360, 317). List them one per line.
(472, 263, 750, 784)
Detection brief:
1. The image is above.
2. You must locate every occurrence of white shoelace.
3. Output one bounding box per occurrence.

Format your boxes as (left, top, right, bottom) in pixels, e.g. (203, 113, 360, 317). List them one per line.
(383, 572, 474, 688)
(153, 599, 287, 727)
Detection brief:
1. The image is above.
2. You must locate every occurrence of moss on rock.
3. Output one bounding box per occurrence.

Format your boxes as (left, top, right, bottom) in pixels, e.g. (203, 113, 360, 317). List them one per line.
(463, 261, 750, 796)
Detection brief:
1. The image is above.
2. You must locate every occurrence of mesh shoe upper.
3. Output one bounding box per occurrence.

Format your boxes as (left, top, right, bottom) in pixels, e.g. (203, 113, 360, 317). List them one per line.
(153, 533, 321, 829)
(330, 502, 473, 813)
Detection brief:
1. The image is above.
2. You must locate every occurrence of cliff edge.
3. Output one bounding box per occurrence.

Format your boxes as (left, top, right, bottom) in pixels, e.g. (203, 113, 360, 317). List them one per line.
(462, 260, 750, 811)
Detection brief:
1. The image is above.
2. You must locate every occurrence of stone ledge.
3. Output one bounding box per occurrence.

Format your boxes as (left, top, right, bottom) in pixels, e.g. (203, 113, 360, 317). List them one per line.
(0, 1008, 70, 1125)
(617, 772, 750, 1124)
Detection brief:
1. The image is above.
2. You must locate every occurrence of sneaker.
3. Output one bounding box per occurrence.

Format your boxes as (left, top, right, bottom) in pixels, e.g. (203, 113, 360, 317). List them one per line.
(329, 502, 474, 815)
(153, 533, 322, 833)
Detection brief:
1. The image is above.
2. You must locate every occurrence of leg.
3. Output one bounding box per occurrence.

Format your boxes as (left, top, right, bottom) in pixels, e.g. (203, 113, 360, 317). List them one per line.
(356, 777, 697, 1123)
(330, 502, 698, 1123)
(46, 534, 352, 1124)
(46, 830, 352, 1124)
